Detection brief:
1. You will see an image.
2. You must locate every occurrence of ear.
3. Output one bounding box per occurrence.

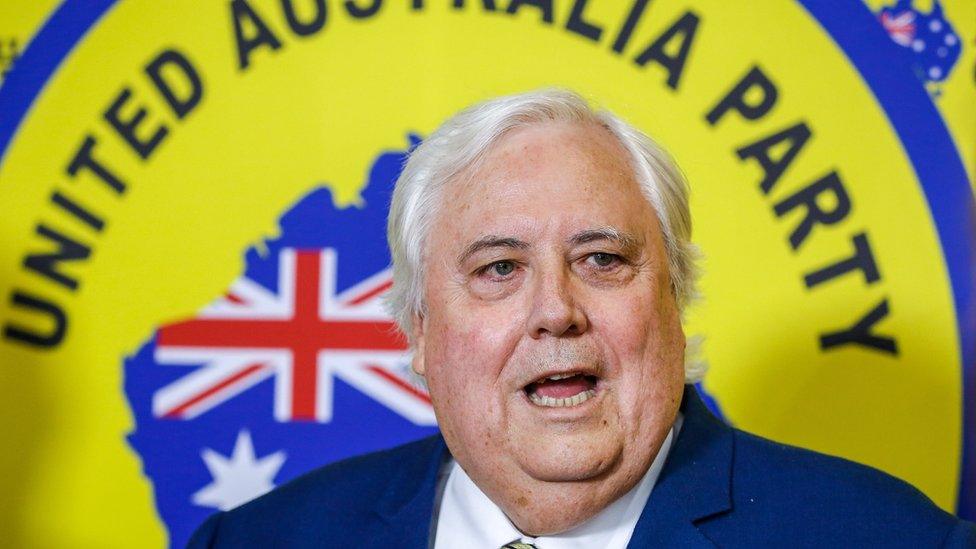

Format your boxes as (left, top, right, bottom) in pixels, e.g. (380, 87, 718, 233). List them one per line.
(410, 313, 427, 376)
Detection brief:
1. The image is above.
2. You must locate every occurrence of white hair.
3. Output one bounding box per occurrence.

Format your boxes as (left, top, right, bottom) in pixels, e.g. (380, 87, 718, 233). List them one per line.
(386, 89, 704, 382)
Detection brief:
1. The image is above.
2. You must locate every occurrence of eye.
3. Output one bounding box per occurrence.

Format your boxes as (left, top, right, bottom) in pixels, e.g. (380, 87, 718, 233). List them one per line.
(588, 253, 619, 268)
(486, 260, 516, 277)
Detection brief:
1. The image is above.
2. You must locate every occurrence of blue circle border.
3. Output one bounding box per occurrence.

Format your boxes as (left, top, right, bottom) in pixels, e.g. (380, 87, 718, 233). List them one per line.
(1, 0, 973, 519)
(798, 0, 976, 519)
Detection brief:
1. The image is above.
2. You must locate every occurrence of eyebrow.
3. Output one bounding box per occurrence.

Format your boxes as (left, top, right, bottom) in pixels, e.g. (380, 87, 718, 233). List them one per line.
(457, 235, 530, 265)
(568, 227, 640, 252)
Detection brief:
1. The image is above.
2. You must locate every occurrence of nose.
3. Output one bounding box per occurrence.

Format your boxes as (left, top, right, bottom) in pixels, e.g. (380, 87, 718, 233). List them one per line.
(526, 268, 589, 339)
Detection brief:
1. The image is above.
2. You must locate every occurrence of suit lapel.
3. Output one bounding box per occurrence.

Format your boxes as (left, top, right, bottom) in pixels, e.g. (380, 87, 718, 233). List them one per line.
(628, 385, 734, 548)
(373, 435, 450, 547)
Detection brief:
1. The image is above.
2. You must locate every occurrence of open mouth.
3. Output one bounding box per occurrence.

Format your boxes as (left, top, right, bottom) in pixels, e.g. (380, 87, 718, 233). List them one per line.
(524, 372, 600, 408)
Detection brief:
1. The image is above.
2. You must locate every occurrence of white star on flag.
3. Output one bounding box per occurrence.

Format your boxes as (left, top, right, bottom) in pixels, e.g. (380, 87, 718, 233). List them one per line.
(192, 430, 286, 511)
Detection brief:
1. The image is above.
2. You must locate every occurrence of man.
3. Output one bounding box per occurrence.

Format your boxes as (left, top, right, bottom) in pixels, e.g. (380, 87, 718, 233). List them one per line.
(189, 90, 974, 547)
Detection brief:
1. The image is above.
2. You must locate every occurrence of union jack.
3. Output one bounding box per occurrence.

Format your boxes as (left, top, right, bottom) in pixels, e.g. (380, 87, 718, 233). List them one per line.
(880, 10, 916, 46)
(151, 248, 435, 425)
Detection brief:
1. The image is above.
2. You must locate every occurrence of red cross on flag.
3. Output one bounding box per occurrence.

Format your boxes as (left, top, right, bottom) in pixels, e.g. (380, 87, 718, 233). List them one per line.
(152, 248, 435, 424)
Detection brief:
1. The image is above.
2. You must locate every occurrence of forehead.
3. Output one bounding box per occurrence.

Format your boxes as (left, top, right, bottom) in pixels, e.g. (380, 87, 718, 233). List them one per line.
(438, 120, 658, 239)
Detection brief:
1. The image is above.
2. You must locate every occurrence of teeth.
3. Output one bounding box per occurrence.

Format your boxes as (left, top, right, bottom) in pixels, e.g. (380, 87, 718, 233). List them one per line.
(529, 389, 597, 408)
(547, 373, 577, 381)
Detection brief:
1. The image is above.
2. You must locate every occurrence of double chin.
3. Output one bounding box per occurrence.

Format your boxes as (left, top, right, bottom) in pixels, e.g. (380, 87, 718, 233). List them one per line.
(454, 430, 640, 536)
(489, 451, 638, 537)
(511, 425, 623, 481)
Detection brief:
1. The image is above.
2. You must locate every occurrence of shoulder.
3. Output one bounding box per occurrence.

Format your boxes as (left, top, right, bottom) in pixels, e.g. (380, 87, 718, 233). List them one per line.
(187, 435, 442, 548)
(705, 427, 971, 547)
(731, 428, 927, 500)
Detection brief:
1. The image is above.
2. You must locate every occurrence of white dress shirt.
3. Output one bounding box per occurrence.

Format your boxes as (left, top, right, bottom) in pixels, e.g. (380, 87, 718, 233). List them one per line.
(433, 413, 682, 549)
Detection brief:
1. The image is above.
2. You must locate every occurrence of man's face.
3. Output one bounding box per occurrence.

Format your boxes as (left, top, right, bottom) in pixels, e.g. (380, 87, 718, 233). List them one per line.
(413, 120, 685, 517)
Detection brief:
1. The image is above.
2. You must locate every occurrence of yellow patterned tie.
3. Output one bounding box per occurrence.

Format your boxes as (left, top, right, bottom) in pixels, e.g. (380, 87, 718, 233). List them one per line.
(501, 543, 538, 549)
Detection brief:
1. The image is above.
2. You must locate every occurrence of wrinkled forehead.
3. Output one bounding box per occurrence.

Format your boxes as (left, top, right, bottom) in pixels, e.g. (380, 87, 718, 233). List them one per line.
(450, 122, 629, 199)
(430, 120, 663, 255)
(459, 118, 633, 185)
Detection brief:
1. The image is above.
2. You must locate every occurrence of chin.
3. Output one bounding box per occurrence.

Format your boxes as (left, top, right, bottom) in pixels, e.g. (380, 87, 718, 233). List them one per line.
(517, 445, 622, 483)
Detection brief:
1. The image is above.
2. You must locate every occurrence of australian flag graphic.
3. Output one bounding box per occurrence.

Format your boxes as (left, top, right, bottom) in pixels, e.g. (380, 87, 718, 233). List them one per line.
(877, 0, 961, 87)
(124, 134, 437, 548)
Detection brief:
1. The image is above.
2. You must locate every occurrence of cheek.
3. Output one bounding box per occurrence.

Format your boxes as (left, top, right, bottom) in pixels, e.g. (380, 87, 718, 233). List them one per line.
(603, 292, 684, 395)
(422, 309, 522, 449)
(428, 281, 526, 362)
(423, 306, 517, 395)
(602, 294, 660, 359)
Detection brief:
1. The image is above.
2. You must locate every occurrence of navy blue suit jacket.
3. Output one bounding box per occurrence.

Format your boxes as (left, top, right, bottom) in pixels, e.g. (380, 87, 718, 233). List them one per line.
(188, 386, 975, 547)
